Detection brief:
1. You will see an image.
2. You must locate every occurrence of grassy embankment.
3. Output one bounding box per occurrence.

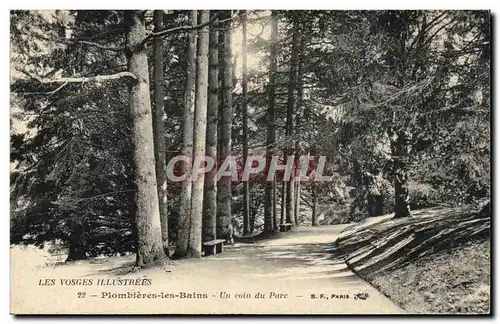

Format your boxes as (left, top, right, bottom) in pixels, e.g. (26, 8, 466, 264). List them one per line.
(335, 204, 491, 314)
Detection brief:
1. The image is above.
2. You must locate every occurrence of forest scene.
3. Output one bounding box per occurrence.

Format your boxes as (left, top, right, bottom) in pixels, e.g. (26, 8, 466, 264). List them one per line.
(10, 10, 490, 315)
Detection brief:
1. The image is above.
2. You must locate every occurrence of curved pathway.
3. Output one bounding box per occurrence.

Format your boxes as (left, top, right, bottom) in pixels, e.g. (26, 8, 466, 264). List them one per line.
(11, 225, 404, 314)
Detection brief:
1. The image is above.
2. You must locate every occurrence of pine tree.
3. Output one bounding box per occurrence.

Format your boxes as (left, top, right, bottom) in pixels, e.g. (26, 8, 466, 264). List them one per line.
(202, 11, 219, 243)
(188, 10, 210, 258)
(285, 14, 300, 225)
(241, 11, 251, 236)
(217, 11, 234, 243)
(125, 10, 166, 268)
(152, 10, 169, 256)
(174, 10, 197, 258)
(263, 10, 278, 233)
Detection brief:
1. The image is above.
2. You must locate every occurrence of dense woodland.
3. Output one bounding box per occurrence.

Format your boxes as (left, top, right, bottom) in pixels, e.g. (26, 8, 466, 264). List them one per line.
(10, 10, 490, 268)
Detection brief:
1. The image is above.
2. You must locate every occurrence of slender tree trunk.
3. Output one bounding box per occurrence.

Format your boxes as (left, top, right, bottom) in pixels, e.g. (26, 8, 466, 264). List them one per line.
(286, 185, 295, 225)
(293, 36, 305, 227)
(280, 181, 286, 224)
(241, 11, 250, 236)
(202, 11, 219, 243)
(264, 11, 278, 233)
(125, 10, 166, 268)
(272, 180, 278, 230)
(352, 157, 362, 187)
(152, 10, 169, 256)
(285, 16, 300, 225)
(294, 147, 303, 226)
(217, 12, 234, 243)
(188, 10, 210, 258)
(174, 10, 197, 258)
(311, 184, 317, 226)
(390, 128, 411, 218)
(294, 145, 301, 226)
(250, 208, 256, 234)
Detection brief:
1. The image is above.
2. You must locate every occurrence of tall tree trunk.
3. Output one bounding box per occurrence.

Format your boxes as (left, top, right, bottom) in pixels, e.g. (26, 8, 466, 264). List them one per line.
(241, 11, 250, 236)
(264, 11, 278, 233)
(250, 208, 256, 234)
(285, 172, 297, 225)
(272, 180, 278, 230)
(293, 37, 305, 227)
(217, 12, 234, 243)
(352, 157, 362, 187)
(125, 10, 166, 268)
(202, 11, 219, 243)
(285, 15, 300, 225)
(188, 10, 210, 258)
(152, 10, 169, 256)
(294, 145, 301, 226)
(311, 184, 317, 226)
(390, 128, 411, 218)
(174, 10, 197, 258)
(387, 13, 411, 219)
(280, 181, 286, 224)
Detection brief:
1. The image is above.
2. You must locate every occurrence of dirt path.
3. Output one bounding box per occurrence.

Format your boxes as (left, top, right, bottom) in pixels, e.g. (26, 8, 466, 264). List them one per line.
(11, 225, 403, 314)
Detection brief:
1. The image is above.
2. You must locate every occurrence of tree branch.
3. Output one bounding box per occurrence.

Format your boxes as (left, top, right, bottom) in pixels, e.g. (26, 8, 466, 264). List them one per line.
(23, 70, 137, 85)
(142, 11, 238, 45)
(76, 40, 123, 52)
(47, 82, 69, 94)
(75, 189, 134, 203)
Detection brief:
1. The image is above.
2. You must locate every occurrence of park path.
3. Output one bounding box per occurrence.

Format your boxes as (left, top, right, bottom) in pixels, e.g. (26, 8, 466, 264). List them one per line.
(11, 225, 404, 314)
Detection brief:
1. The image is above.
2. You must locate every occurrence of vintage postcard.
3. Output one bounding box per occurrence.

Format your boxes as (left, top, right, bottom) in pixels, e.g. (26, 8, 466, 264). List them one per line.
(10, 9, 491, 315)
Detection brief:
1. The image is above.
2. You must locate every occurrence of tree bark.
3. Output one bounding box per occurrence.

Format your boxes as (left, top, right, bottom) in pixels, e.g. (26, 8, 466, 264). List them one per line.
(311, 184, 317, 226)
(152, 10, 169, 256)
(202, 11, 219, 243)
(293, 38, 305, 227)
(241, 11, 250, 236)
(250, 208, 256, 234)
(188, 10, 210, 258)
(174, 10, 197, 258)
(280, 181, 286, 224)
(285, 15, 300, 225)
(125, 10, 166, 268)
(294, 147, 301, 226)
(294, 150, 303, 227)
(217, 12, 234, 243)
(390, 128, 412, 218)
(272, 180, 278, 230)
(264, 11, 278, 233)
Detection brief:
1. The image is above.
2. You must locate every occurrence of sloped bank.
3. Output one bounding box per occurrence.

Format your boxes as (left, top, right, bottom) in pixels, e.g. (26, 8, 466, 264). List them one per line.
(335, 203, 490, 314)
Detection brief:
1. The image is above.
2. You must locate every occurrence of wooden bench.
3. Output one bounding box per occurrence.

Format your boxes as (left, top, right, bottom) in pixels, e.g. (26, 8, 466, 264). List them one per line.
(279, 223, 293, 232)
(203, 239, 225, 256)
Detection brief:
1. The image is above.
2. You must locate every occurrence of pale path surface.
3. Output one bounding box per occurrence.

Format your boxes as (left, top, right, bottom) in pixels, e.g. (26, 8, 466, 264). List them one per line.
(11, 225, 404, 314)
